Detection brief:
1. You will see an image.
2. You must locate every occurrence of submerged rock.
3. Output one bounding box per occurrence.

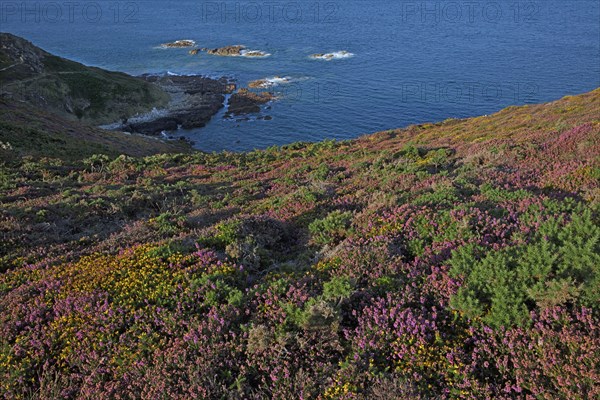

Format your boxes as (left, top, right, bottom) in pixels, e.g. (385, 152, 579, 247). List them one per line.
(310, 50, 354, 61)
(242, 50, 270, 57)
(161, 40, 196, 48)
(189, 49, 199, 55)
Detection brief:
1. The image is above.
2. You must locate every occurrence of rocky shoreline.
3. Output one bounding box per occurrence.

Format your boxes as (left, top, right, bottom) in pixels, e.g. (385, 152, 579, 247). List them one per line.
(1, 34, 354, 139)
(118, 75, 235, 136)
(114, 74, 277, 137)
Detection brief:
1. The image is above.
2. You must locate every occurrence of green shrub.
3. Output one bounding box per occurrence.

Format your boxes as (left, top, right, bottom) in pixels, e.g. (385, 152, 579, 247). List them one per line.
(449, 209, 600, 327)
(427, 148, 452, 170)
(309, 210, 353, 246)
(295, 186, 318, 204)
(282, 299, 339, 332)
(311, 163, 330, 181)
(226, 288, 244, 307)
(83, 154, 111, 173)
(480, 183, 532, 202)
(0, 165, 15, 191)
(401, 144, 422, 159)
(145, 242, 189, 260)
(201, 217, 291, 270)
(322, 276, 353, 301)
(150, 212, 186, 236)
(412, 185, 460, 207)
(301, 299, 339, 332)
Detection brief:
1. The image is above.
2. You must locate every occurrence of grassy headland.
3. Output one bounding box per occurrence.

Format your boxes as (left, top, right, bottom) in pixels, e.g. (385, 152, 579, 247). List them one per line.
(0, 33, 169, 125)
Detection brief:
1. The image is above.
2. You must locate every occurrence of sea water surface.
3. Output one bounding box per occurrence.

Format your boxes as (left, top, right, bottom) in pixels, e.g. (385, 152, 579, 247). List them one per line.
(2, 0, 599, 152)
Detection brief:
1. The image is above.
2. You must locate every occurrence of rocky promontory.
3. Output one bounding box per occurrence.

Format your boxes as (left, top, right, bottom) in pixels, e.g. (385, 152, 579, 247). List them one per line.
(120, 78, 278, 134)
(121, 75, 236, 135)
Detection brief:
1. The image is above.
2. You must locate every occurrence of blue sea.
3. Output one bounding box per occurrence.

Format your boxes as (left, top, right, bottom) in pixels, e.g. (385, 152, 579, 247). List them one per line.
(2, 0, 599, 152)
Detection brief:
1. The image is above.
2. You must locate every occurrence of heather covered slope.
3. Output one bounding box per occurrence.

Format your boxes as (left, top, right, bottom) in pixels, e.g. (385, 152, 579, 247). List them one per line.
(1, 90, 599, 398)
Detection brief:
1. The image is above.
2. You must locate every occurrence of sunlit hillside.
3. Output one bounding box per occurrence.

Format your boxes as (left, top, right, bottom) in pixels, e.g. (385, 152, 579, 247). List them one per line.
(1, 89, 599, 398)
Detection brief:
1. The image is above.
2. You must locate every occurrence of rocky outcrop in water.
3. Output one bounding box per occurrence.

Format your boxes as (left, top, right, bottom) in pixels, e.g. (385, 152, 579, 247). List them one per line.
(248, 79, 268, 89)
(226, 88, 275, 116)
(248, 76, 291, 89)
(161, 40, 196, 48)
(204, 45, 270, 58)
(207, 45, 245, 56)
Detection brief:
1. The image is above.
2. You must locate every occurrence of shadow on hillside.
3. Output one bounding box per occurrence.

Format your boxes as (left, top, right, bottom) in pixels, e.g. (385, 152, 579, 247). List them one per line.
(2, 179, 239, 263)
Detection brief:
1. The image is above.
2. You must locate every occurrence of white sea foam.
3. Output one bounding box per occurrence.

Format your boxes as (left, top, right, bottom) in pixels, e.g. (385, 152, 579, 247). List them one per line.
(135, 107, 169, 122)
(109, 107, 170, 128)
(251, 76, 293, 88)
(240, 49, 271, 58)
(266, 76, 291, 86)
(99, 122, 123, 130)
(309, 51, 354, 61)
